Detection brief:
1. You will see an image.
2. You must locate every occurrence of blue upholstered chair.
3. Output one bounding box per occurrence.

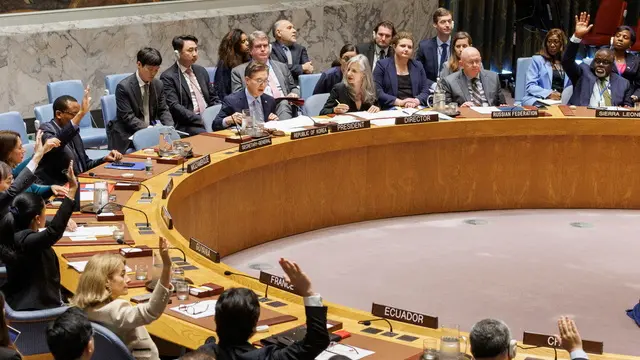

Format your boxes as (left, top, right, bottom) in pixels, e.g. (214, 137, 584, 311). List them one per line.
(202, 104, 222, 132)
(514, 57, 532, 105)
(101, 95, 117, 144)
(34, 104, 54, 129)
(0, 112, 34, 158)
(205, 67, 217, 84)
(561, 85, 573, 105)
(303, 93, 329, 117)
(104, 73, 131, 95)
(91, 322, 135, 360)
(132, 126, 180, 150)
(299, 74, 322, 100)
(4, 302, 68, 355)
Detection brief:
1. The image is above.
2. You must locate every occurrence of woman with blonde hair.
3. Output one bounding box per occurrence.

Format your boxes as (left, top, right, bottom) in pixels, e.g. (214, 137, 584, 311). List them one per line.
(320, 54, 380, 114)
(71, 237, 172, 360)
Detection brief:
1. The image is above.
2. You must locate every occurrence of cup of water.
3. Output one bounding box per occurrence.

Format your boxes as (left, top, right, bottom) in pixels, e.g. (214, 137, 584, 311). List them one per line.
(422, 338, 438, 360)
(175, 280, 189, 300)
(135, 264, 148, 281)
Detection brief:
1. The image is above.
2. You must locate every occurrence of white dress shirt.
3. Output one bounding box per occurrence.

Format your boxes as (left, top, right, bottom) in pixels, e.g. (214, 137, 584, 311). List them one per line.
(177, 61, 205, 113)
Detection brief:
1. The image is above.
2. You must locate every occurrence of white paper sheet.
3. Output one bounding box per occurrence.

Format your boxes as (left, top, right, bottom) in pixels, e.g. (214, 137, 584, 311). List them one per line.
(80, 191, 93, 202)
(63, 226, 117, 238)
(120, 247, 143, 254)
(536, 99, 562, 106)
(469, 106, 501, 114)
(330, 115, 361, 124)
(263, 116, 316, 132)
(349, 110, 409, 120)
(69, 236, 98, 242)
(170, 300, 217, 319)
(68, 261, 88, 272)
(370, 119, 396, 126)
(315, 343, 375, 359)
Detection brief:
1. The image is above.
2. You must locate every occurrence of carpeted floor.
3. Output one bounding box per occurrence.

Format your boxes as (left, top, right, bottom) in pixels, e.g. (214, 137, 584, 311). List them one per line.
(224, 209, 640, 356)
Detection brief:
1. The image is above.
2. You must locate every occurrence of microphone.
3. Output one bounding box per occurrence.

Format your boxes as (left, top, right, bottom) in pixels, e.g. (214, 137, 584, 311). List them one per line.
(97, 202, 150, 229)
(224, 270, 271, 302)
(117, 239, 186, 262)
(358, 318, 398, 337)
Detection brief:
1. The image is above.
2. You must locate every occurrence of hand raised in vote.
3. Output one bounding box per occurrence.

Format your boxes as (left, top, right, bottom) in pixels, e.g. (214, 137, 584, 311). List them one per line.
(279, 258, 314, 297)
(574, 12, 593, 39)
(267, 113, 279, 121)
(334, 103, 350, 114)
(367, 105, 380, 113)
(554, 316, 583, 353)
(159, 236, 172, 267)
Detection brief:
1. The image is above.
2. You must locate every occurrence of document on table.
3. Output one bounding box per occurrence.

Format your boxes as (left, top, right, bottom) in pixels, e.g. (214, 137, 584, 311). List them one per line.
(63, 226, 117, 238)
(170, 300, 217, 319)
(536, 99, 562, 106)
(263, 116, 316, 132)
(80, 190, 93, 202)
(469, 106, 501, 114)
(349, 109, 409, 120)
(315, 343, 375, 359)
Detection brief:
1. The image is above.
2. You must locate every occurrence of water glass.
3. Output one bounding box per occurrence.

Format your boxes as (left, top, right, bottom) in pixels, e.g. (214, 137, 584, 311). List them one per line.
(135, 264, 148, 281)
(171, 267, 185, 288)
(176, 280, 189, 300)
(422, 338, 438, 360)
(448, 102, 458, 115)
(112, 223, 125, 242)
(241, 109, 254, 130)
(634, 101, 640, 111)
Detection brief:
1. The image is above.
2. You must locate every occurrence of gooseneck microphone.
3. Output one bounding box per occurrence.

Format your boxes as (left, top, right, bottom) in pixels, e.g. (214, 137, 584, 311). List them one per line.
(224, 270, 271, 302)
(117, 239, 187, 262)
(97, 202, 150, 228)
(358, 318, 397, 336)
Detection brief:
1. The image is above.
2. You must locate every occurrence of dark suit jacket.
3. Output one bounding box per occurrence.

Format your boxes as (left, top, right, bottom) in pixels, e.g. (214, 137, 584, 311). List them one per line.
(198, 306, 329, 360)
(110, 73, 174, 152)
(562, 41, 633, 107)
(373, 57, 433, 109)
(212, 90, 277, 131)
(319, 82, 378, 115)
(442, 69, 506, 106)
(313, 66, 342, 95)
(356, 42, 394, 69)
(214, 60, 234, 100)
(270, 42, 310, 81)
(37, 120, 105, 186)
(0, 347, 20, 360)
(0, 165, 36, 217)
(613, 52, 640, 97)
(160, 63, 220, 135)
(416, 37, 440, 82)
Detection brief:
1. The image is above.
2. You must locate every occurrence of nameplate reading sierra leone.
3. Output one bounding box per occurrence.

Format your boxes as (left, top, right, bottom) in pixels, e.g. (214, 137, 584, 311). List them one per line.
(290, 126, 329, 140)
(371, 303, 438, 329)
(595, 109, 640, 118)
(395, 114, 438, 125)
(491, 109, 538, 118)
(522, 332, 603, 354)
(259, 271, 296, 294)
(189, 237, 220, 263)
(239, 137, 272, 152)
(330, 120, 371, 133)
(186, 154, 211, 173)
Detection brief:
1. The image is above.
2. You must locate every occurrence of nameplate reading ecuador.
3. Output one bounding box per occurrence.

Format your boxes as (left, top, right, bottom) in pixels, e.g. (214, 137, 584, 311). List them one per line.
(371, 303, 438, 329)
(491, 110, 538, 119)
(395, 114, 438, 125)
(330, 120, 371, 133)
(595, 109, 640, 118)
(522, 332, 603, 354)
(161, 206, 173, 230)
(186, 154, 211, 173)
(290, 126, 329, 140)
(161, 178, 174, 199)
(189, 237, 220, 263)
(239, 137, 272, 152)
(259, 271, 296, 294)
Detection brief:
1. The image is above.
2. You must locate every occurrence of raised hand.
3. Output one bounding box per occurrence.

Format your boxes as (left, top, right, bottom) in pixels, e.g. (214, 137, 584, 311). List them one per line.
(159, 237, 171, 266)
(33, 130, 46, 160)
(43, 138, 61, 154)
(279, 258, 314, 297)
(65, 161, 78, 193)
(554, 316, 583, 353)
(574, 12, 593, 39)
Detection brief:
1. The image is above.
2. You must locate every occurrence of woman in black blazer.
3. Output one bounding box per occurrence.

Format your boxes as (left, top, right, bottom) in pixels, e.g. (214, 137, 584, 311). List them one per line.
(320, 54, 380, 115)
(214, 29, 251, 100)
(612, 25, 640, 97)
(0, 293, 21, 360)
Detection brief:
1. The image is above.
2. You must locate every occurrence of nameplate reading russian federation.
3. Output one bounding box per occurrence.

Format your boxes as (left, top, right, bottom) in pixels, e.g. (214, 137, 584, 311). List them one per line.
(595, 109, 640, 118)
(371, 303, 438, 329)
(161, 178, 174, 200)
(395, 114, 438, 125)
(522, 332, 603, 354)
(290, 126, 329, 140)
(189, 237, 220, 263)
(259, 271, 296, 294)
(239, 137, 272, 152)
(186, 154, 211, 173)
(491, 109, 538, 118)
(161, 206, 173, 230)
(330, 120, 371, 133)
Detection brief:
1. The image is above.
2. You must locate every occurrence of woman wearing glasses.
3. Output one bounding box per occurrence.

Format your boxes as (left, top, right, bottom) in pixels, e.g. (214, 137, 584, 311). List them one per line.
(522, 28, 571, 105)
(215, 29, 251, 100)
(313, 43, 358, 95)
(71, 237, 173, 360)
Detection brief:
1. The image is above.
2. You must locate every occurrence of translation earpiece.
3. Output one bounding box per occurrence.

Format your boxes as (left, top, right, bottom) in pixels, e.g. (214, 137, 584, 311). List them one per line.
(508, 339, 517, 359)
(174, 50, 180, 59)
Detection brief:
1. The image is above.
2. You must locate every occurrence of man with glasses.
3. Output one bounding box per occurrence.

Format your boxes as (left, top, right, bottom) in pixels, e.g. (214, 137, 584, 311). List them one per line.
(562, 12, 633, 107)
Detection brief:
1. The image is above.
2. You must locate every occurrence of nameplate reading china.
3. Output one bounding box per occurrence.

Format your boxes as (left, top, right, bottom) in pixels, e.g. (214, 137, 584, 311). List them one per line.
(290, 126, 329, 140)
(259, 271, 296, 294)
(330, 120, 371, 133)
(161, 178, 174, 199)
(160, 206, 173, 230)
(189, 237, 220, 263)
(522, 332, 603, 354)
(595, 109, 640, 118)
(371, 303, 438, 329)
(186, 154, 211, 173)
(395, 114, 438, 125)
(239, 137, 272, 152)
(491, 110, 538, 119)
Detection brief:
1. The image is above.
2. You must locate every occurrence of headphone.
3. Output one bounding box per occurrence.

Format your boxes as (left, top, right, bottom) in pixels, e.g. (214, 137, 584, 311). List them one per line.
(508, 339, 517, 359)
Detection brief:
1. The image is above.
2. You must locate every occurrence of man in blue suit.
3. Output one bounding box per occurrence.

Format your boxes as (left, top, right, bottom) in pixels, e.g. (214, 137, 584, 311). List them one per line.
(562, 12, 633, 107)
(416, 8, 453, 82)
(270, 19, 313, 84)
(213, 62, 278, 131)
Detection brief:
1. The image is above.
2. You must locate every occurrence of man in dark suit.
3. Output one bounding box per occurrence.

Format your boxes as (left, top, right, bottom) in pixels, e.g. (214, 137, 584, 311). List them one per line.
(47, 307, 95, 360)
(37, 90, 122, 186)
(110, 47, 174, 152)
(442, 47, 506, 107)
(270, 20, 313, 84)
(416, 8, 453, 82)
(356, 21, 395, 71)
(161, 35, 220, 136)
(214, 62, 278, 131)
(562, 12, 633, 107)
(198, 258, 330, 360)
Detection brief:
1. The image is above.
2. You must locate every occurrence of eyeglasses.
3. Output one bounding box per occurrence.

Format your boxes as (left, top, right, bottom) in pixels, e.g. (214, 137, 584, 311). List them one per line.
(178, 302, 210, 315)
(593, 59, 613, 66)
(249, 78, 268, 85)
(61, 110, 79, 117)
(322, 342, 360, 356)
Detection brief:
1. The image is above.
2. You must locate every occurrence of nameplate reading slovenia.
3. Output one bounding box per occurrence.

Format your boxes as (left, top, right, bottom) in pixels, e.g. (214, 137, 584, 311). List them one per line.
(290, 126, 329, 140)
(161, 178, 174, 199)
(259, 271, 296, 295)
(522, 332, 603, 354)
(161, 206, 173, 230)
(330, 120, 371, 133)
(239, 137, 272, 152)
(595, 109, 640, 118)
(187, 154, 211, 173)
(371, 303, 438, 329)
(189, 237, 220, 263)
(491, 110, 538, 119)
(395, 114, 438, 125)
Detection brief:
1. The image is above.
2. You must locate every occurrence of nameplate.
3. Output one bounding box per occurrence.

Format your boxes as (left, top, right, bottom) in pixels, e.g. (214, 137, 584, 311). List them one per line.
(239, 137, 272, 152)
(259, 271, 296, 294)
(189, 237, 220, 263)
(330, 120, 371, 133)
(186, 154, 211, 173)
(395, 114, 438, 125)
(371, 303, 438, 329)
(290, 126, 329, 140)
(522, 332, 603, 354)
(161, 206, 173, 230)
(595, 109, 640, 118)
(161, 178, 174, 200)
(491, 110, 538, 118)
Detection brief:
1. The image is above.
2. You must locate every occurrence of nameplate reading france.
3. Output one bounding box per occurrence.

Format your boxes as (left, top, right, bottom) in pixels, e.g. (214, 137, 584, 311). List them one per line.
(371, 303, 438, 329)
(330, 120, 371, 133)
(189, 237, 220, 263)
(187, 154, 211, 173)
(491, 110, 538, 119)
(595, 109, 640, 118)
(259, 271, 296, 294)
(395, 114, 438, 125)
(239, 137, 272, 152)
(161, 178, 174, 199)
(161, 206, 173, 230)
(290, 126, 329, 140)
(522, 332, 603, 354)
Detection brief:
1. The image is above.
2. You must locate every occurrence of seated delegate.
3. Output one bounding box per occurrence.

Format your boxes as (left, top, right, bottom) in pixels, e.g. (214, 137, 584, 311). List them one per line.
(320, 54, 380, 115)
(313, 43, 358, 95)
(439, 31, 472, 79)
(611, 25, 640, 98)
(523, 28, 571, 105)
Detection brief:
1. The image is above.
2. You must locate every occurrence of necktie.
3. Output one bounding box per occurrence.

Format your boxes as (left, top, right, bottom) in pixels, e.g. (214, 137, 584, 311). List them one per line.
(470, 78, 486, 106)
(599, 78, 612, 106)
(142, 83, 150, 126)
(267, 69, 283, 98)
(252, 99, 265, 123)
(185, 68, 208, 114)
(379, 49, 385, 60)
(439, 43, 449, 72)
(283, 46, 293, 65)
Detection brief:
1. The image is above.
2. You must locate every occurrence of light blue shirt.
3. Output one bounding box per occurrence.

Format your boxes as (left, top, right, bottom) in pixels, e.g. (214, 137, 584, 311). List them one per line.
(244, 88, 264, 124)
(571, 349, 588, 359)
(436, 36, 452, 69)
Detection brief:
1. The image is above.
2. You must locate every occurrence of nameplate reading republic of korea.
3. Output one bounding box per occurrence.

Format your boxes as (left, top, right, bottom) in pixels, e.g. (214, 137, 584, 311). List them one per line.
(395, 113, 438, 125)
(595, 109, 640, 118)
(161, 178, 174, 199)
(371, 303, 438, 329)
(239, 137, 272, 152)
(259, 271, 296, 294)
(491, 109, 538, 119)
(290, 126, 329, 140)
(330, 120, 371, 133)
(161, 206, 173, 230)
(522, 332, 603, 354)
(186, 154, 211, 173)
(189, 237, 220, 263)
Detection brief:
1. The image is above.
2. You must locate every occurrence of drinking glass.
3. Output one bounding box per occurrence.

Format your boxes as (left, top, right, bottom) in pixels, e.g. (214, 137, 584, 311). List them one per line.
(634, 101, 640, 111)
(448, 102, 458, 115)
(135, 264, 148, 281)
(242, 109, 253, 131)
(440, 324, 468, 360)
(176, 280, 189, 300)
(422, 338, 438, 360)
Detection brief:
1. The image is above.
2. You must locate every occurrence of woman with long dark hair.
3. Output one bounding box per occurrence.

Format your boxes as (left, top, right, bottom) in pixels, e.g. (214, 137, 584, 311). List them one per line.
(313, 43, 358, 95)
(214, 29, 251, 100)
(523, 28, 571, 105)
(440, 31, 472, 78)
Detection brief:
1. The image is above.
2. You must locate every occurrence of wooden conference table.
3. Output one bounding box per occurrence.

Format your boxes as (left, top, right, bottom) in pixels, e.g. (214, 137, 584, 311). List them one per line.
(51, 105, 640, 360)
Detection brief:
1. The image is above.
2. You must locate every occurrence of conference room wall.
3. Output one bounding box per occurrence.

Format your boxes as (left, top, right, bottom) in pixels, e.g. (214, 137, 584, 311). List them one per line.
(0, 0, 438, 118)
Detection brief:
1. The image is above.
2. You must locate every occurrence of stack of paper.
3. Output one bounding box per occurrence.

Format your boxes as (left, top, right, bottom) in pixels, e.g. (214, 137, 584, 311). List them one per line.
(170, 300, 217, 319)
(470, 106, 501, 114)
(349, 109, 409, 120)
(63, 226, 118, 238)
(263, 116, 316, 132)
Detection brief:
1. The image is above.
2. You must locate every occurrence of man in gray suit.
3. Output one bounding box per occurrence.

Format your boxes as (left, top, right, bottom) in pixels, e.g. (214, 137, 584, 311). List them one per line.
(232, 30, 300, 120)
(441, 47, 506, 107)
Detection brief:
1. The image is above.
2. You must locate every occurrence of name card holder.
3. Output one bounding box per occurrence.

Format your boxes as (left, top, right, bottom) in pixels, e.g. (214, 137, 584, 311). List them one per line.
(161, 206, 173, 230)
(119, 245, 153, 258)
(96, 211, 124, 222)
(259, 271, 296, 294)
(330, 120, 371, 133)
(595, 109, 640, 118)
(522, 332, 603, 354)
(189, 237, 220, 263)
(372, 303, 438, 329)
(395, 114, 438, 125)
(187, 154, 211, 173)
(156, 157, 186, 165)
(239, 137, 272, 152)
(290, 126, 329, 140)
(162, 178, 174, 200)
(225, 134, 253, 144)
(190, 282, 224, 298)
(491, 109, 539, 119)
(114, 183, 141, 191)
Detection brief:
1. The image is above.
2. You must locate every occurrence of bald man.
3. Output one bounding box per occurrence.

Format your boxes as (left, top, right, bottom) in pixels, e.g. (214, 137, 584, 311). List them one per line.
(441, 47, 506, 107)
(270, 19, 313, 84)
(562, 12, 633, 107)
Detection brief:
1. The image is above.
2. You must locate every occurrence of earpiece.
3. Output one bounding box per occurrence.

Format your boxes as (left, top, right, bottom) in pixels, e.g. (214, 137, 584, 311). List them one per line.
(174, 50, 180, 59)
(452, 20, 455, 30)
(508, 339, 517, 359)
